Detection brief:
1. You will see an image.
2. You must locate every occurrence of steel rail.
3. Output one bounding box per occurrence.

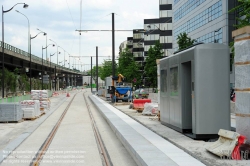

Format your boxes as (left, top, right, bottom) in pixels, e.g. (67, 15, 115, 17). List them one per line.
(83, 92, 113, 166)
(31, 93, 77, 166)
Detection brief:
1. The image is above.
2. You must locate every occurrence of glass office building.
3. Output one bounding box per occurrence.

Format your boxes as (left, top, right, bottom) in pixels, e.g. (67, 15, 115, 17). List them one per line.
(173, 0, 236, 50)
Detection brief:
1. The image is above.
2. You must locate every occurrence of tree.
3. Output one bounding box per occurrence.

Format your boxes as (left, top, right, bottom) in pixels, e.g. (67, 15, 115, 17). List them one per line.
(177, 32, 196, 50)
(144, 40, 164, 88)
(99, 60, 116, 80)
(88, 66, 103, 83)
(229, 0, 250, 29)
(117, 48, 140, 84)
(229, 0, 250, 61)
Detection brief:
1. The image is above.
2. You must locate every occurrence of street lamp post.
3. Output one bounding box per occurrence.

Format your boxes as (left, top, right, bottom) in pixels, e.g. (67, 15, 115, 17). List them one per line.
(30, 32, 46, 91)
(15, 10, 29, 55)
(42, 44, 54, 89)
(58, 46, 66, 67)
(50, 53, 55, 90)
(2, 3, 28, 98)
(49, 39, 58, 65)
(37, 28, 48, 62)
(68, 54, 70, 69)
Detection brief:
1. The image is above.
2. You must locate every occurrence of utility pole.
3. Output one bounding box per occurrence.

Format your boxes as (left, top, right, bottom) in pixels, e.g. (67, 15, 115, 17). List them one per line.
(96, 46, 98, 92)
(91, 56, 92, 93)
(112, 13, 115, 88)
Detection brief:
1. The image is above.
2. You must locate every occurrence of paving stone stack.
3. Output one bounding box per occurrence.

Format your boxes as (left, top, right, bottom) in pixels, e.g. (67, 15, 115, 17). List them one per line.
(232, 26, 250, 143)
(0, 103, 23, 122)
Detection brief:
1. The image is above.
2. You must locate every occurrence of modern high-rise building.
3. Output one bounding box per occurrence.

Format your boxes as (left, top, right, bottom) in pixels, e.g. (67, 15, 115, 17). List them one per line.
(132, 29, 144, 72)
(172, 0, 236, 50)
(143, 0, 173, 58)
(127, 37, 133, 53)
(159, 0, 173, 56)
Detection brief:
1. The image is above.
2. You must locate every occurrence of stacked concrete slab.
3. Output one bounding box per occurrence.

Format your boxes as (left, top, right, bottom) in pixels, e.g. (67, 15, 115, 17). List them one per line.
(0, 103, 23, 122)
(232, 26, 250, 143)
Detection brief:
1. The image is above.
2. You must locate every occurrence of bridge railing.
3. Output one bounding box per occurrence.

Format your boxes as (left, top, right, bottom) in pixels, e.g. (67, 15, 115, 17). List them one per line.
(0, 41, 82, 74)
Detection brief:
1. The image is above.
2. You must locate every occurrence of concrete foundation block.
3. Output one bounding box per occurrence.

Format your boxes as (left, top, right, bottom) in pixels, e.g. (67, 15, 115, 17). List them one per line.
(235, 65, 250, 89)
(235, 92, 250, 114)
(236, 115, 250, 144)
(234, 40, 250, 63)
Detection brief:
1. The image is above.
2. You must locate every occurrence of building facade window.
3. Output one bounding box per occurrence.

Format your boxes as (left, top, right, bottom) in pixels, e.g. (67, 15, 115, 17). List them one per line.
(160, 10, 172, 18)
(174, 0, 207, 21)
(133, 43, 144, 48)
(144, 45, 149, 52)
(174, 28, 223, 51)
(160, 0, 172, 5)
(160, 23, 172, 30)
(144, 24, 160, 30)
(196, 28, 223, 43)
(173, 0, 180, 5)
(160, 36, 172, 43)
(133, 33, 144, 39)
(174, 0, 222, 39)
(144, 34, 160, 41)
(133, 52, 144, 57)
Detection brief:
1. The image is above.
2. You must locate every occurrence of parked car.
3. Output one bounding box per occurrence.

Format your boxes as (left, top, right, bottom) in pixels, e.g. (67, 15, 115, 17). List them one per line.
(133, 88, 149, 99)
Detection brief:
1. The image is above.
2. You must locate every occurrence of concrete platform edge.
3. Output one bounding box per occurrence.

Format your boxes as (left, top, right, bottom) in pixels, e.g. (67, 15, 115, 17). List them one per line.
(89, 95, 206, 166)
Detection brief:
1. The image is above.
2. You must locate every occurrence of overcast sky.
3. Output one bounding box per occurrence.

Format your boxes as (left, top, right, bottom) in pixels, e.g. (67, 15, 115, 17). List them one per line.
(2, 0, 159, 71)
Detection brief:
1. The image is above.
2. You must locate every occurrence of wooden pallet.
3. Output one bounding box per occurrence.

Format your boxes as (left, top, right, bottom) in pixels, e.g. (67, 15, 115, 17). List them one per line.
(0, 119, 24, 123)
(40, 112, 45, 116)
(133, 107, 144, 112)
(114, 102, 131, 106)
(23, 117, 37, 121)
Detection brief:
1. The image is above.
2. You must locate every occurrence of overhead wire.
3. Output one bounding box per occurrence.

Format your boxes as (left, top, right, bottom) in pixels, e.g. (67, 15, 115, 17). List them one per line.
(65, 0, 78, 56)
(79, 0, 82, 61)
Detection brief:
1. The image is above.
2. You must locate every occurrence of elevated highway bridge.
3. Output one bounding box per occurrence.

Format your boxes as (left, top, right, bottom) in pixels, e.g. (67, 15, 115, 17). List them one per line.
(0, 41, 85, 89)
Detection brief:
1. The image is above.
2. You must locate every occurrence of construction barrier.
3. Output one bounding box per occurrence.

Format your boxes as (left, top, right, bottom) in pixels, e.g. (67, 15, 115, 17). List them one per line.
(133, 99, 151, 112)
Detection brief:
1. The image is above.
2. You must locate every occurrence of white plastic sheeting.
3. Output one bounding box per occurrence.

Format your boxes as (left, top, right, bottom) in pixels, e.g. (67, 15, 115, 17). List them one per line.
(234, 40, 250, 63)
(235, 65, 250, 89)
(31, 90, 49, 100)
(40, 100, 50, 109)
(206, 129, 240, 157)
(142, 103, 158, 115)
(22, 108, 36, 119)
(20, 100, 40, 117)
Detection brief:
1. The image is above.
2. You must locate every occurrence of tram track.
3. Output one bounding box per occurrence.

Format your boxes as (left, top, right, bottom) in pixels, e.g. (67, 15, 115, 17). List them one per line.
(31, 93, 77, 166)
(83, 92, 113, 166)
(30, 91, 112, 166)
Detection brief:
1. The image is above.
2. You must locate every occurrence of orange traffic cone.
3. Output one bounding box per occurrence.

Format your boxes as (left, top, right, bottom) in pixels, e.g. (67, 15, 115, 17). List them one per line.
(66, 92, 70, 97)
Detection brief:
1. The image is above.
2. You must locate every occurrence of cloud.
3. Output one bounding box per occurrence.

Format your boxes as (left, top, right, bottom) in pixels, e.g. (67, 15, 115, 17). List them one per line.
(1, 0, 159, 67)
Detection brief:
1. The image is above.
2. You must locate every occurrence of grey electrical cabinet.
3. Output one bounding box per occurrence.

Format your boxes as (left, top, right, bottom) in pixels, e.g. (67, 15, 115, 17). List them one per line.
(159, 43, 230, 139)
(105, 77, 112, 99)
